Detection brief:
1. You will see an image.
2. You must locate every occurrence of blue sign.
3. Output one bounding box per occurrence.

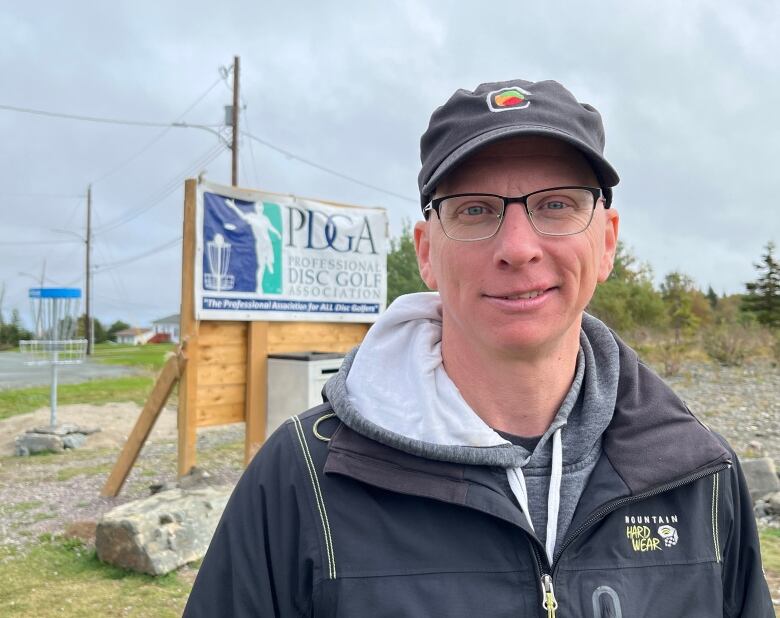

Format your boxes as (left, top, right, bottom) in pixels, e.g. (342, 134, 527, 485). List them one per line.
(29, 288, 82, 299)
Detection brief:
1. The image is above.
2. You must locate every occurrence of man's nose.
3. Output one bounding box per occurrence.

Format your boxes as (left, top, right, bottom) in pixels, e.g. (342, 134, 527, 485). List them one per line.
(492, 201, 544, 266)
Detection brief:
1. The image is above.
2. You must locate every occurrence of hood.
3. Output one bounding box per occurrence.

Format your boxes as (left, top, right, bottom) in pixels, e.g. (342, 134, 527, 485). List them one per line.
(323, 292, 619, 470)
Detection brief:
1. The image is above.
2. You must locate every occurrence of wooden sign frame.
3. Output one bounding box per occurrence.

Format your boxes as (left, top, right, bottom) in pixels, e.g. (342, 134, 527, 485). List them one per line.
(102, 179, 372, 496)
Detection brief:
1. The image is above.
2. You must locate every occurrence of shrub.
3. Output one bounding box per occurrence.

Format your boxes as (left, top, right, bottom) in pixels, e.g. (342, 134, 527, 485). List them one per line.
(702, 324, 761, 366)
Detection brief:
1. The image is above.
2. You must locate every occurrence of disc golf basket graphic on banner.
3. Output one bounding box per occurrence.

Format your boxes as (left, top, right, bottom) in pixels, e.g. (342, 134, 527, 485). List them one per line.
(19, 288, 87, 428)
(204, 233, 235, 291)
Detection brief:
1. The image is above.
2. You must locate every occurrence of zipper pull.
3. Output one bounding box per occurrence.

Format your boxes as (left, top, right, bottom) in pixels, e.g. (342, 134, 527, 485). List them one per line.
(541, 574, 558, 617)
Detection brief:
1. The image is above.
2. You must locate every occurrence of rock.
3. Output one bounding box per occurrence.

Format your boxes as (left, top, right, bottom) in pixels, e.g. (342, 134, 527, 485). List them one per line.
(148, 482, 177, 495)
(96, 486, 231, 575)
(62, 433, 87, 449)
(178, 466, 212, 489)
(755, 499, 771, 517)
(745, 440, 766, 458)
(30, 424, 101, 436)
(767, 492, 780, 515)
(741, 457, 780, 502)
(14, 432, 64, 456)
(149, 466, 214, 495)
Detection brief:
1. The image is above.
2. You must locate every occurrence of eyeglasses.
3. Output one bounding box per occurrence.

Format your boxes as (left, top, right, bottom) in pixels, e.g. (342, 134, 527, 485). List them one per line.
(423, 186, 604, 241)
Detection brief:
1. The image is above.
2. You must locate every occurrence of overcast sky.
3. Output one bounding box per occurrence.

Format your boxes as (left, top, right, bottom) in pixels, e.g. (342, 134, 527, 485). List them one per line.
(2, 0, 779, 329)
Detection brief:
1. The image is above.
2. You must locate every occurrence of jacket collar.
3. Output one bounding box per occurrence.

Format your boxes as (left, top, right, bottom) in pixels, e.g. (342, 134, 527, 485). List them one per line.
(324, 335, 730, 508)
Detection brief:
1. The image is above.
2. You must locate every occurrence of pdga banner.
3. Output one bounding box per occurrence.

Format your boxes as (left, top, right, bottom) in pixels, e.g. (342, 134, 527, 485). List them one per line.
(195, 181, 388, 322)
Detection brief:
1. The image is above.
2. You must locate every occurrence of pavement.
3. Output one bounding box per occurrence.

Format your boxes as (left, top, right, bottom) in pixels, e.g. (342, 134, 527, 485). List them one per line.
(0, 350, 141, 390)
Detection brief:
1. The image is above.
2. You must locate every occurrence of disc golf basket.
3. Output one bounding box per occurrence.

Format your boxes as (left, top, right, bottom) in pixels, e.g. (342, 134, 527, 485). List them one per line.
(204, 233, 235, 291)
(19, 288, 87, 427)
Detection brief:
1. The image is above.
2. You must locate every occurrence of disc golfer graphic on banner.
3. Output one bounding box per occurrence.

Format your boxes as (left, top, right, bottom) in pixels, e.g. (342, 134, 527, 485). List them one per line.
(202, 194, 283, 295)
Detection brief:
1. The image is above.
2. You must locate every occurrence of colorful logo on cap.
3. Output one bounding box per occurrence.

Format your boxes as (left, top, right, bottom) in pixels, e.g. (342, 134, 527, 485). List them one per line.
(487, 86, 531, 112)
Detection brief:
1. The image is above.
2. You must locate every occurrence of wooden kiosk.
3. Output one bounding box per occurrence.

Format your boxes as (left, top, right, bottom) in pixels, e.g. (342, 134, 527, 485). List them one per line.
(102, 179, 386, 496)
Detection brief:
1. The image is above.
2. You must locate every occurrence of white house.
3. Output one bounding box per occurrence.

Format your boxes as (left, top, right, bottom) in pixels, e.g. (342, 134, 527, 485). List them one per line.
(152, 314, 180, 343)
(115, 327, 154, 345)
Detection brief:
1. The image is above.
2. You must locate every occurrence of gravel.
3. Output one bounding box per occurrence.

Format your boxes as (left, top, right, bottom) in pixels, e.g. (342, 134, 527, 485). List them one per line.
(0, 359, 778, 558)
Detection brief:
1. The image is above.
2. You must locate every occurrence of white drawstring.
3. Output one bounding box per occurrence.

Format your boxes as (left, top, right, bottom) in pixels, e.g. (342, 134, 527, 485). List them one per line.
(506, 426, 564, 566)
(545, 428, 563, 564)
(507, 464, 535, 533)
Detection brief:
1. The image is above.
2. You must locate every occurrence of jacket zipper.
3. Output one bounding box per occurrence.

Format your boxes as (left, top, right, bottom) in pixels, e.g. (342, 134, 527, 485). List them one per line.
(534, 461, 730, 616)
(541, 573, 558, 617)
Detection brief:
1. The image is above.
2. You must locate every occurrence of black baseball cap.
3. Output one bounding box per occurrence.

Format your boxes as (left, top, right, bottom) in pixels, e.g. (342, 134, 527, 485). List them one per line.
(418, 79, 619, 210)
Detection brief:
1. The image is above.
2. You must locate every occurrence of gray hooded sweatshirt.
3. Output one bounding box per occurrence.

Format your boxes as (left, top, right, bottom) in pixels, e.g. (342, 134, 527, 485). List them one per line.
(324, 292, 619, 562)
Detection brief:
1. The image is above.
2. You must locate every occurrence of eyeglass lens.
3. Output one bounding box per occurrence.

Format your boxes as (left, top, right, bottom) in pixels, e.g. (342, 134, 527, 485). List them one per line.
(438, 188, 596, 240)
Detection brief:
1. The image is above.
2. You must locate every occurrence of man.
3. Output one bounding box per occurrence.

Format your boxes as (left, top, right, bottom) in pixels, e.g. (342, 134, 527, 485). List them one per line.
(185, 79, 773, 616)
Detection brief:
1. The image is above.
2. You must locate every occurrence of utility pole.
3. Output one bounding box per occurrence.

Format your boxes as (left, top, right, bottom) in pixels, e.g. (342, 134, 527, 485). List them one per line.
(85, 184, 93, 355)
(231, 55, 240, 187)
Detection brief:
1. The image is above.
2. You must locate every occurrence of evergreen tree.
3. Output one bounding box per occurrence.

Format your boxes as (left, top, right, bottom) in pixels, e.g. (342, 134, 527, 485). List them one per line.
(706, 285, 718, 310)
(742, 241, 780, 328)
(386, 223, 429, 304)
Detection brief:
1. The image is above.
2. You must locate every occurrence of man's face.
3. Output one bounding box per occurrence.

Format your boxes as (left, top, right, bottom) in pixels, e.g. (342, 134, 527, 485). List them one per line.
(414, 136, 619, 360)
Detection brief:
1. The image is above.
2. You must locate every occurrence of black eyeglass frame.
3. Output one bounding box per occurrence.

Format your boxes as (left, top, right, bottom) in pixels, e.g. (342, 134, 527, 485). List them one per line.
(423, 186, 607, 241)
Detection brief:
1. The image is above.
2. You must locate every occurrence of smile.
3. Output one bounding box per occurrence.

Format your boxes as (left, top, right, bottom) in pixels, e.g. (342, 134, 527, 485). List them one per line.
(500, 290, 546, 300)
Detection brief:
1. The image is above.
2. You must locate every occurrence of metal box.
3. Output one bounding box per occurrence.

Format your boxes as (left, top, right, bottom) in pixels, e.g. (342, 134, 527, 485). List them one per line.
(267, 352, 343, 435)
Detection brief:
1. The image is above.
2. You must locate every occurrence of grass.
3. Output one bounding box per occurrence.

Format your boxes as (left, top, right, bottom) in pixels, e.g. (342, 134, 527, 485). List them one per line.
(55, 462, 112, 482)
(760, 528, 780, 573)
(0, 500, 42, 514)
(0, 376, 155, 421)
(92, 343, 174, 372)
(0, 536, 191, 617)
(0, 343, 176, 421)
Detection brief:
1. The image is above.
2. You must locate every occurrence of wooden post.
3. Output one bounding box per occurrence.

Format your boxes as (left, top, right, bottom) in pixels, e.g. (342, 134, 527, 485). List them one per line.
(244, 321, 268, 464)
(178, 179, 199, 477)
(101, 353, 183, 496)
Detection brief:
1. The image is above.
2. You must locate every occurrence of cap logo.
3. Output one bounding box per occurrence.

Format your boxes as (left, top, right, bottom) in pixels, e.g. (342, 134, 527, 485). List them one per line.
(487, 86, 531, 112)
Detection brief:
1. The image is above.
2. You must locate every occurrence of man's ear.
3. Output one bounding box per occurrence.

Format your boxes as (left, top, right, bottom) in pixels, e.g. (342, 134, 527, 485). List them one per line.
(414, 220, 438, 290)
(597, 207, 620, 283)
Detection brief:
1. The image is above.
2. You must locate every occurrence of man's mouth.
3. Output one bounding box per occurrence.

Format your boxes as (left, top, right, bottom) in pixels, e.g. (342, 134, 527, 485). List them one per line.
(499, 290, 547, 300)
(490, 287, 554, 300)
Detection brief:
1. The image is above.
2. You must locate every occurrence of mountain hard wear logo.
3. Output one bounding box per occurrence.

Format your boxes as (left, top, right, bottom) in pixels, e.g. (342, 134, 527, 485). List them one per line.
(486, 86, 531, 112)
(625, 514, 679, 552)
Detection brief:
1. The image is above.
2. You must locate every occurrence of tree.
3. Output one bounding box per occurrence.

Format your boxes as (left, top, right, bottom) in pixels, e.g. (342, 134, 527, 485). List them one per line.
(0, 308, 33, 349)
(76, 314, 108, 343)
(107, 320, 131, 342)
(588, 241, 666, 333)
(386, 223, 429, 304)
(742, 241, 780, 328)
(660, 271, 700, 344)
(706, 285, 718, 310)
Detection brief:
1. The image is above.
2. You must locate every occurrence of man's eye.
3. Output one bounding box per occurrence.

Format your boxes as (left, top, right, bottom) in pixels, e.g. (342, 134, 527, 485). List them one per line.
(540, 200, 571, 211)
(458, 203, 497, 216)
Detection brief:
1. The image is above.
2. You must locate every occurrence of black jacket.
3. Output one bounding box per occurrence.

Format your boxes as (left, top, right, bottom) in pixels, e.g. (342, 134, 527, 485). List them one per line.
(185, 343, 773, 617)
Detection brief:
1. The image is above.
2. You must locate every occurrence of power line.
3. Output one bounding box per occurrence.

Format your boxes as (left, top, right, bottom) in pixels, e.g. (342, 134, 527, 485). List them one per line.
(0, 193, 83, 198)
(93, 236, 182, 273)
(0, 239, 81, 246)
(241, 98, 260, 187)
(0, 102, 222, 129)
(93, 142, 228, 234)
(90, 74, 225, 185)
(240, 130, 416, 203)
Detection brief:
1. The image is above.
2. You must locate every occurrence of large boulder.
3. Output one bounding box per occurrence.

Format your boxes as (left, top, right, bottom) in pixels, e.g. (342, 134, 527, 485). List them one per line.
(740, 457, 780, 502)
(96, 486, 231, 575)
